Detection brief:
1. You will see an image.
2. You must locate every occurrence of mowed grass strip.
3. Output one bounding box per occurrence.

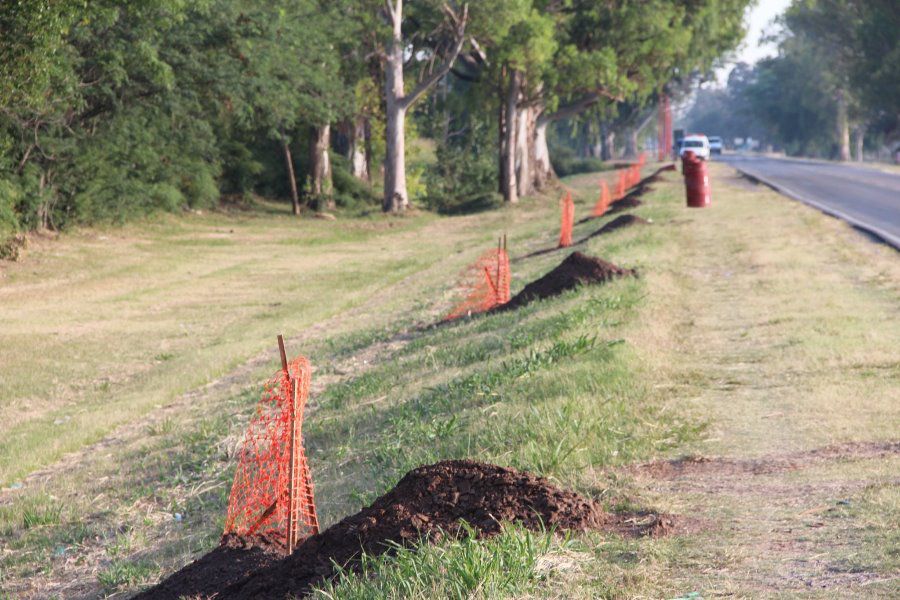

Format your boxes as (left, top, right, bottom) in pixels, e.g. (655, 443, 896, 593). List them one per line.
(11, 162, 892, 599)
(0, 193, 560, 485)
(0, 168, 679, 598)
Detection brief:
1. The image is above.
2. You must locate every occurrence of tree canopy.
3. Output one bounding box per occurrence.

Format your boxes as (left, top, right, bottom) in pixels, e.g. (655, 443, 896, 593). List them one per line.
(686, 0, 900, 160)
(1, 0, 753, 244)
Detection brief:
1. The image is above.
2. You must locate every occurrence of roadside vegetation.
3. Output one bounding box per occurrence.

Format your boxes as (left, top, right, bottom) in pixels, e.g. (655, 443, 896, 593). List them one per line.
(686, 1, 899, 161)
(1, 1, 897, 598)
(0, 0, 748, 256)
(2, 165, 897, 598)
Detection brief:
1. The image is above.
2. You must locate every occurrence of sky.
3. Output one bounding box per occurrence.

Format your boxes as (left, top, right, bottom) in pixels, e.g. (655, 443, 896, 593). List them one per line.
(715, 0, 792, 85)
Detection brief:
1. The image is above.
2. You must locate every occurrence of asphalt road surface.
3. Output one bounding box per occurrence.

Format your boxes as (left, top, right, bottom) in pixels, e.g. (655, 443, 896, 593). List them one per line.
(718, 154, 900, 249)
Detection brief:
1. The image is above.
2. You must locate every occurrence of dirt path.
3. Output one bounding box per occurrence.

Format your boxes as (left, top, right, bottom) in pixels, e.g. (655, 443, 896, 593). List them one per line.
(623, 165, 900, 597)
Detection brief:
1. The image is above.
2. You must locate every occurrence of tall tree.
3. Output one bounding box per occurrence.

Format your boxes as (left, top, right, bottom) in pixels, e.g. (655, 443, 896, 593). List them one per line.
(382, 0, 468, 212)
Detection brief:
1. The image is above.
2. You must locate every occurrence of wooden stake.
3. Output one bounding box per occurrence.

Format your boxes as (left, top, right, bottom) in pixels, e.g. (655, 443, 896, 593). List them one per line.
(277, 334, 288, 373)
(286, 376, 298, 554)
(277, 334, 297, 554)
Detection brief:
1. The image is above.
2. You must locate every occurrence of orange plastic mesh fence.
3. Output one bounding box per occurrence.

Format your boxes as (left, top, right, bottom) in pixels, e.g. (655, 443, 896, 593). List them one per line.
(445, 246, 511, 320)
(224, 355, 318, 552)
(558, 190, 575, 247)
(592, 180, 611, 217)
(615, 170, 626, 200)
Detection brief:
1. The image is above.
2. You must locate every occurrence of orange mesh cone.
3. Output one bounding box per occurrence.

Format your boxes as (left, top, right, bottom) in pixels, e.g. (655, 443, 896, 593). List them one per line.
(558, 191, 574, 248)
(592, 181, 611, 217)
(224, 350, 318, 554)
(445, 244, 511, 320)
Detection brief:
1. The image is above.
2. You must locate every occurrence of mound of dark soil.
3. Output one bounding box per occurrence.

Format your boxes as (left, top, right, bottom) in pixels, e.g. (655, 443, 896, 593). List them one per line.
(139, 460, 603, 600)
(500, 252, 635, 312)
(133, 534, 283, 600)
(581, 214, 649, 242)
(608, 194, 645, 213)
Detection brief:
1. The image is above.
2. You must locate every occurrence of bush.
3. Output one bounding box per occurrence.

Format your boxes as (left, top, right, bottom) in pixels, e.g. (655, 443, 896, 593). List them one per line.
(424, 137, 501, 215)
(330, 153, 379, 209)
(0, 179, 21, 238)
(182, 165, 220, 208)
(550, 146, 608, 177)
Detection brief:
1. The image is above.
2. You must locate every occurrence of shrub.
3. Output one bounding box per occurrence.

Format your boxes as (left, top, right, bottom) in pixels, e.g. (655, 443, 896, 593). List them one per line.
(550, 146, 609, 177)
(330, 153, 379, 209)
(424, 137, 501, 215)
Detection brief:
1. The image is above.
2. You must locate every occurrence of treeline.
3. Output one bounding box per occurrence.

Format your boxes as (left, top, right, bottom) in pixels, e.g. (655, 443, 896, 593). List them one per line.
(1, 0, 748, 246)
(686, 0, 899, 160)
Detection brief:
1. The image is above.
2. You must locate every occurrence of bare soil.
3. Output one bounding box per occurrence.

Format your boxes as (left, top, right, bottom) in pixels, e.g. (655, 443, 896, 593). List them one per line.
(136, 460, 606, 599)
(577, 214, 649, 243)
(630, 441, 900, 480)
(499, 252, 636, 311)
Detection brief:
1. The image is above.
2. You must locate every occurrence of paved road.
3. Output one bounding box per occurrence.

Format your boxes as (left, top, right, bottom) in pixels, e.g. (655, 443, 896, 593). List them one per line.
(718, 154, 900, 248)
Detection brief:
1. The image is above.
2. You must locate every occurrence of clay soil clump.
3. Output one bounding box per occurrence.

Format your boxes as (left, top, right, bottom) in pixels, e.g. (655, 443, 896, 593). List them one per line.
(139, 460, 604, 600)
(500, 252, 635, 311)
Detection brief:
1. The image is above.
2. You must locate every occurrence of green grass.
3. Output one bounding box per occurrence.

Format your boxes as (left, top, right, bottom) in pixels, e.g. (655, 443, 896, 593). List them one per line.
(0, 493, 63, 535)
(97, 559, 158, 591)
(2, 164, 897, 598)
(312, 524, 574, 600)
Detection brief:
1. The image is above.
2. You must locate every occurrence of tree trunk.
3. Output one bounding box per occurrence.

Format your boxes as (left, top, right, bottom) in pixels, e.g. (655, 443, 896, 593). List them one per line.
(501, 68, 519, 203)
(383, 3, 409, 212)
(383, 101, 407, 212)
(533, 115, 554, 190)
(382, 0, 467, 212)
(281, 129, 301, 216)
(364, 118, 374, 186)
(601, 128, 615, 161)
(836, 89, 850, 161)
(349, 116, 369, 182)
(497, 80, 505, 195)
(625, 129, 638, 158)
(515, 104, 536, 197)
(310, 124, 334, 211)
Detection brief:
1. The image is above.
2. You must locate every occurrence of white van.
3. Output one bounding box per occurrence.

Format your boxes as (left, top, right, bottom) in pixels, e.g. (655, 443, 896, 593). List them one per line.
(679, 134, 710, 160)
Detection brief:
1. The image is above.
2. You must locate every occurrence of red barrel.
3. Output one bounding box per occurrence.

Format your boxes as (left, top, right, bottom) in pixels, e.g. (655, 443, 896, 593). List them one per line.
(682, 151, 711, 208)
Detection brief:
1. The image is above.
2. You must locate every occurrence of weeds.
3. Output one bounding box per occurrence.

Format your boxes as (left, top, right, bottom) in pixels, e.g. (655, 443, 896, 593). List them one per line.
(312, 524, 572, 600)
(97, 559, 157, 590)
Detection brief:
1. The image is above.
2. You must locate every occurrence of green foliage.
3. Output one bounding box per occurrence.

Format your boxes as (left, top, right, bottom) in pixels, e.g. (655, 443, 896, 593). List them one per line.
(0, 0, 84, 107)
(686, 0, 900, 157)
(331, 153, 379, 209)
(0, 180, 21, 238)
(550, 146, 608, 177)
(0, 0, 756, 234)
(424, 127, 501, 214)
(97, 559, 157, 590)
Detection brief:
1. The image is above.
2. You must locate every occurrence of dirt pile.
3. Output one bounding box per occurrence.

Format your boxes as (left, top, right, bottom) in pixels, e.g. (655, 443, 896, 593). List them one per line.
(138, 460, 604, 600)
(608, 193, 645, 213)
(132, 534, 283, 600)
(499, 252, 635, 311)
(581, 214, 649, 242)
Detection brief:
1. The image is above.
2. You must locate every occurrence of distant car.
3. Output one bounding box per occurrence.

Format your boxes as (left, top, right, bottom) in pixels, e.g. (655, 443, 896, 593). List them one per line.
(679, 134, 710, 160)
(708, 136, 723, 155)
